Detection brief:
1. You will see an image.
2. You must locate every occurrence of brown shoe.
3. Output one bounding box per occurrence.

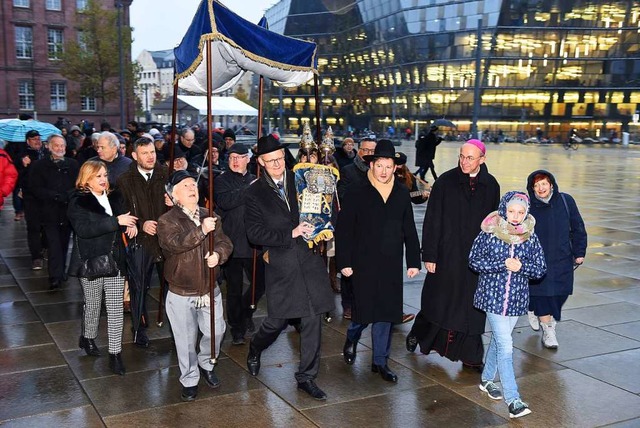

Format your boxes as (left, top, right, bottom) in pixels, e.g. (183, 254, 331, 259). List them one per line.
(343, 307, 352, 320)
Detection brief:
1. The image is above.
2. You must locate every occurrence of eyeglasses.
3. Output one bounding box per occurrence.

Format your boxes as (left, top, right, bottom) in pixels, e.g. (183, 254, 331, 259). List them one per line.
(262, 156, 284, 166)
(459, 154, 483, 162)
(229, 155, 248, 162)
(360, 148, 375, 154)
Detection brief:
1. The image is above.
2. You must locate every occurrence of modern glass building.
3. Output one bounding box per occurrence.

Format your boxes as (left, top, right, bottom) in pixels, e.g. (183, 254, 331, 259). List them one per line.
(264, 0, 640, 142)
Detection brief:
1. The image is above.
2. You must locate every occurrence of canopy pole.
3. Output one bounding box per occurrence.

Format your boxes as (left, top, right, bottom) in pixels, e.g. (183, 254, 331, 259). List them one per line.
(157, 78, 180, 329)
(250, 75, 265, 310)
(206, 39, 218, 366)
(313, 74, 321, 143)
(168, 79, 179, 175)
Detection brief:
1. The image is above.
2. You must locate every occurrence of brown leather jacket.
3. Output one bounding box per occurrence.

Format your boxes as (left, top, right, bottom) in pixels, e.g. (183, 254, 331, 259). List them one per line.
(157, 206, 233, 297)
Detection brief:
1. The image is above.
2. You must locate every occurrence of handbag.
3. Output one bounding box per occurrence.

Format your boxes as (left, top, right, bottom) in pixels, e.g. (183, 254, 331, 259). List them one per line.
(77, 234, 119, 281)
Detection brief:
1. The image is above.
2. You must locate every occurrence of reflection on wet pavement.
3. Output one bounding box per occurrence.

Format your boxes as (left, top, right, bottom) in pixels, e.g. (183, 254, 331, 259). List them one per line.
(1, 142, 639, 427)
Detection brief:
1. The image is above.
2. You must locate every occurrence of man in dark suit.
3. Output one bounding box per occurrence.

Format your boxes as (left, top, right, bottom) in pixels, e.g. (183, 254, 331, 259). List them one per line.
(244, 135, 334, 401)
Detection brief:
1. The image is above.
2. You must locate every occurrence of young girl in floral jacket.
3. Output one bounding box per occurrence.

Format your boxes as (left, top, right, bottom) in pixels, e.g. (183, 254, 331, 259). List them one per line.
(469, 190, 546, 419)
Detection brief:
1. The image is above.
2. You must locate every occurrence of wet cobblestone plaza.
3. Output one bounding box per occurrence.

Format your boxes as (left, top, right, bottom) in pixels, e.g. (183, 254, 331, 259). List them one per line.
(1, 141, 639, 427)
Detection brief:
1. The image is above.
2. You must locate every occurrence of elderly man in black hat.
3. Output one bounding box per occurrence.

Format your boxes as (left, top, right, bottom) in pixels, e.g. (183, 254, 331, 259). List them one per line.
(244, 134, 334, 400)
(336, 139, 421, 383)
(214, 144, 265, 345)
(157, 170, 233, 402)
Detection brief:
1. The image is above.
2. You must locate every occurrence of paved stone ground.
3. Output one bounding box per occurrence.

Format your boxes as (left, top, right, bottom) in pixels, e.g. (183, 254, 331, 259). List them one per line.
(1, 141, 639, 427)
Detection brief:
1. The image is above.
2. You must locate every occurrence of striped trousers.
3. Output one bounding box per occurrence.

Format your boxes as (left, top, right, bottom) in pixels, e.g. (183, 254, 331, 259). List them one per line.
(80, 274, 124, 354)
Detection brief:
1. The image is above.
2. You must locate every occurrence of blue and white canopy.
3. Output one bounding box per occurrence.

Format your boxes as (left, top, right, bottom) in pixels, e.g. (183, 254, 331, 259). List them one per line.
(174, 0, 318, 94)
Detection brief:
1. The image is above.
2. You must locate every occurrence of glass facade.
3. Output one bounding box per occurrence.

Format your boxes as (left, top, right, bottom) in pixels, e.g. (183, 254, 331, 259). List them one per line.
(265, 0, 640, 141)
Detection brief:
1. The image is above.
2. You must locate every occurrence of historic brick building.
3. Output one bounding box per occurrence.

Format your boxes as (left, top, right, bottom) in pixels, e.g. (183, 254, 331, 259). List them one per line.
(0, 0, 134, 129)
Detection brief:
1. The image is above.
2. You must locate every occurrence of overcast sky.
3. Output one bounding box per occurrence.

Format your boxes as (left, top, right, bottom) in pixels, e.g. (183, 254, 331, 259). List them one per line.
(130, 0, 279, 59)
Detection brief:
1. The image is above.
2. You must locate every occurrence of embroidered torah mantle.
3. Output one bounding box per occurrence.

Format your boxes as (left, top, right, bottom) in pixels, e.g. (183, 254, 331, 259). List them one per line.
(293, 163, 339, 245)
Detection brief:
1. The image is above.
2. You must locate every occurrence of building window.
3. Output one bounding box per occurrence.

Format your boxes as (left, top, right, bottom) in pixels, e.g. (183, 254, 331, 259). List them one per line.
(48, 29, 64, 60)
(81, 96, 96, 111)
(77, 30, 87, 50)
(50, 82, 67, 111)
(77, 0, 88, 11)
(13, 0, 29, 7)
(18, 81, 35, 110)
(46, 0, 61, 10)
(15, 26, 33, 59)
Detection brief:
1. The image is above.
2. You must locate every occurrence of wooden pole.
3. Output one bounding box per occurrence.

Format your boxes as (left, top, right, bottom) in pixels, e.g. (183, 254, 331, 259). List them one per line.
(206, 39, 217, 365)
(157, 76, 180, 328)
(250, 75, 265, 310)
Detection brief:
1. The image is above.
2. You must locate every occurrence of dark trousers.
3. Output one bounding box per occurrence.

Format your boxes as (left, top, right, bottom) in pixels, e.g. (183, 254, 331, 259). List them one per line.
(251, 311, 322, 383)
(43, 223, 71, 282)
(340, 275, 353, 311)
(12, 187, 23, 213)
(23, 197, 44, 260)
(224, 256, 265, 337)
(416, 160, 437, 181)
(347, 321, 393, 366)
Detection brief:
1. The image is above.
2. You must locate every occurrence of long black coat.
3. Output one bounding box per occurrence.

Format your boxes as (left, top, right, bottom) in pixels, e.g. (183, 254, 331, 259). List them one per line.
(415, 130, 441, 167)
(28, 157, 79, 225)
(419, 163, 500, 335)
(526, 170, 587, 297)
(336, 179, 421, 324)
(214, 169, 256, 259)
(244, 171, 334, 318)
(67, 190, 128, 275)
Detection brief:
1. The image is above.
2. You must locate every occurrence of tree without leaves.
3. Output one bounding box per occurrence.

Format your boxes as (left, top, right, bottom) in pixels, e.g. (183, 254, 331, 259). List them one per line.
(60, 0, 136, 115)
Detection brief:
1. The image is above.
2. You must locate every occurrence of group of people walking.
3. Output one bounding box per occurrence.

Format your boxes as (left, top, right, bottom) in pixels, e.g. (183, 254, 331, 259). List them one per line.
(2, 123, 587, 418)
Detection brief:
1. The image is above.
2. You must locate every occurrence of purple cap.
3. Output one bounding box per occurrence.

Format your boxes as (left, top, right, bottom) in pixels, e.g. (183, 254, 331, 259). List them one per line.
(466, 139, 486, 155)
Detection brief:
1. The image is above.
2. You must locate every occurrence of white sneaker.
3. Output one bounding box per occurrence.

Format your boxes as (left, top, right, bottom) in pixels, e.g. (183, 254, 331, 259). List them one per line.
(541, 319, 559, 349)
(508, 399, 532, 418)
(527, 311, 540, 331)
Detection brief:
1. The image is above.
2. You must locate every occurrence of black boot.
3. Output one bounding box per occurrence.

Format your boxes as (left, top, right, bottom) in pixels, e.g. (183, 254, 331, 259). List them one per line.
(246, 342, 261, 376)
(109, 352, 126, 375)
(343, 337, 357, 365)
(79, 336, 101, 357)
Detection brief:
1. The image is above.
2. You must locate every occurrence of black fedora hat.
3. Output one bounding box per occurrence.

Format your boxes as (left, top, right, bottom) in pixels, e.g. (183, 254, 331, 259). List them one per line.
(363, 139, 400, 164)
(256, 134, 284, 156)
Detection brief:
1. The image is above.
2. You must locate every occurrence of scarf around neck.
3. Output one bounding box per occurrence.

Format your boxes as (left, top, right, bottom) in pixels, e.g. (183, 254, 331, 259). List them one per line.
(367, 168, 394, 202)
(481, 211, 535, 244)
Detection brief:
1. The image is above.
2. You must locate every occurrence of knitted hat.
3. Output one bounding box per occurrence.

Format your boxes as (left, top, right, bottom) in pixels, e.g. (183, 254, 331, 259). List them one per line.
(223, 129, 236, 141)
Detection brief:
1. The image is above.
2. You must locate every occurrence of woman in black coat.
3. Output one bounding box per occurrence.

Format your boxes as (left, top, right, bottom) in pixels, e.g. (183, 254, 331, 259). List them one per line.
(526, 170, 587, 349)
(67, 160, 138, 375)
(336, 140, 421, 382)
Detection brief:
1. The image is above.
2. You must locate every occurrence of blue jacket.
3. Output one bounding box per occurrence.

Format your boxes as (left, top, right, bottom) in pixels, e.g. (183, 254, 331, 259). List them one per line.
(526, 170, 587, 296)
(469, 191, 547, 316)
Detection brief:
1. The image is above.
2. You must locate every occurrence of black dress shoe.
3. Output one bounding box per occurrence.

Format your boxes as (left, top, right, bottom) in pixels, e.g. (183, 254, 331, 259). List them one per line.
(371, 364, 398, 382)
(462, 362, 484, 373)
(297, 379, 327, 400)
(181, 385, 198, 402)
(109, 352, 126, 375)
(134, 329, 149, 348)
(199, 366, 221, 388)
(343, 337, 357, 365)
(49, 280, 61, 290)
(79, 336, 101, 357)
(406, 333, 418, 353)
(247, 343, 261, 376)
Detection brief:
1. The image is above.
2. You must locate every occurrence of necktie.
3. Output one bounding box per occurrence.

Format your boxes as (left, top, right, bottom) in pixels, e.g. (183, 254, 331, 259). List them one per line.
(276, 181, 285, 197)
(146, 173, 151, 182)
